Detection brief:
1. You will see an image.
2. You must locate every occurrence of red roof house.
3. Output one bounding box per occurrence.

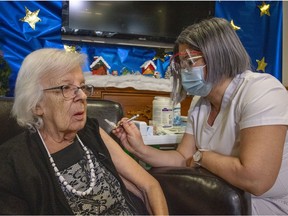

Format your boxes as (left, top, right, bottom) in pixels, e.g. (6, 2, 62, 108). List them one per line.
(140, 60, 157, 76)
(90, 56, 111, 75)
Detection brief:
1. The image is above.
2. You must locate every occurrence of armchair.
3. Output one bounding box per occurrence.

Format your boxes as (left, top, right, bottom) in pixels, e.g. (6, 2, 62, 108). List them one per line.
(149, 166, 251, 215)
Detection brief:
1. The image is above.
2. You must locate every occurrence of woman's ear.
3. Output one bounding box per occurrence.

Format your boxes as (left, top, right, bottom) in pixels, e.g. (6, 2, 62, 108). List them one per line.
(33, 104, 44, 116)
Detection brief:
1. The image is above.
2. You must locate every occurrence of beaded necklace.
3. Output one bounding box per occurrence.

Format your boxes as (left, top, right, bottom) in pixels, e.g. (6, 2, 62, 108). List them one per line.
(37, 130, 96, 197)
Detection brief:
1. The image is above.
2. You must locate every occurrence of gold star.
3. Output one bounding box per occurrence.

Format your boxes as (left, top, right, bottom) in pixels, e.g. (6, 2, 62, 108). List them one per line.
(257, 2, 270, 17)
(230, 20, 241, 31)
(64, 45, 77, 53)
(256, 57, 268, 72)
(152, 48, 170, 62)
(20, 6, 41, 30)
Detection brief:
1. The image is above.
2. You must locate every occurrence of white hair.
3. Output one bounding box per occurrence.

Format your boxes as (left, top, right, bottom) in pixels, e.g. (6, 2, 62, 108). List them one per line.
(12, 48, 87, 131)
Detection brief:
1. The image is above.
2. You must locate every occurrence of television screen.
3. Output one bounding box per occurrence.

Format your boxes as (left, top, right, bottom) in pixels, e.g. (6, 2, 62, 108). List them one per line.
(62, 1, 215, 44)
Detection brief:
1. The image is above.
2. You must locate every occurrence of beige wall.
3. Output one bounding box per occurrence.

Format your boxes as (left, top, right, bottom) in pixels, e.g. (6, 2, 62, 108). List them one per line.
(283, 1, 288, 86)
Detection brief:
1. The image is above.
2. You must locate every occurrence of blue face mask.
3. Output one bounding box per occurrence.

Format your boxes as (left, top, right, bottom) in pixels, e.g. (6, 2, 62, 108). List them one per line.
(181, 65, 212, 96)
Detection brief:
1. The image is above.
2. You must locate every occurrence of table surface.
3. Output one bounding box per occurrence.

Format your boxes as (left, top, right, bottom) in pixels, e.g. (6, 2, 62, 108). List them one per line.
(142, 133, 183, 145)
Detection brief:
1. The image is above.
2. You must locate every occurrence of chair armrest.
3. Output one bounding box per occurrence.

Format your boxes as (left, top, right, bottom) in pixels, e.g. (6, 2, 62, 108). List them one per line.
(149, 166, 251, 215)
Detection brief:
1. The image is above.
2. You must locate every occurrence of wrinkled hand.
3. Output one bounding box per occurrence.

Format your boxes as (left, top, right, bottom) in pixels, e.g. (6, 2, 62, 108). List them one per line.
(112, 118, 145, 155)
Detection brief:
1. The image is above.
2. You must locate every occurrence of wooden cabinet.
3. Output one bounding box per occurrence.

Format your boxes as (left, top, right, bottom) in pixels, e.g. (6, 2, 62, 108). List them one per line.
(89, 87, 193, 123)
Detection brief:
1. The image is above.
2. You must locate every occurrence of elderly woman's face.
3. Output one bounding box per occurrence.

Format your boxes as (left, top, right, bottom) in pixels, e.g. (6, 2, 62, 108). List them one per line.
(37, 66, 87, 134)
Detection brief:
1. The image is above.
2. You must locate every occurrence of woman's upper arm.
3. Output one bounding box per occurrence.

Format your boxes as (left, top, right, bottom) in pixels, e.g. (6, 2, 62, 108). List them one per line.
(99, 128, 156, 187)
(239, 125, 286, 182)
(200, 125, 287, 196)
(99, 128, 169, 215)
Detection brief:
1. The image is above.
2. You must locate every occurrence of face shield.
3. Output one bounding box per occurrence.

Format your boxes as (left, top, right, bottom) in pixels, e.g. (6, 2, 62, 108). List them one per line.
(170, 49, 203, 75)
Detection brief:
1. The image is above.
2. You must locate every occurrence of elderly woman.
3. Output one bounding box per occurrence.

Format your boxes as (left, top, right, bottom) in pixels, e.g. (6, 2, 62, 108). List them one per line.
(0, 48, 168, 215)
(113, 17, 288, 215)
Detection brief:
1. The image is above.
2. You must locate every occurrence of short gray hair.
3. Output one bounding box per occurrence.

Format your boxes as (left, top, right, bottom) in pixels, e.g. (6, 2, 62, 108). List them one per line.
(12, 48, 87, 131)
(171, 17, 251, 104)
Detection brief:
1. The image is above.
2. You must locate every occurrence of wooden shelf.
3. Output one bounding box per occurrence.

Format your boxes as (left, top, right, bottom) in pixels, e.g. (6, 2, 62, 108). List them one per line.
(89, 87, 192, 123)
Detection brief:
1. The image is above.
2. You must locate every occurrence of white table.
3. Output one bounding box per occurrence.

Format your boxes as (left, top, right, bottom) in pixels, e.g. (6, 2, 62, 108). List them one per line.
(142, 133, 183, 145)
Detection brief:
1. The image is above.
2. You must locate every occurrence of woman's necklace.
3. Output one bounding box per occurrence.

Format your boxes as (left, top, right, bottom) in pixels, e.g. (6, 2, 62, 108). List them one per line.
(37, 130, 96, 197)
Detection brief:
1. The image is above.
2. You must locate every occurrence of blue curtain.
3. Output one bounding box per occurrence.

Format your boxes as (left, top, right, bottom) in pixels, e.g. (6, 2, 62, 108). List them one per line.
(215, 1, 282, 81)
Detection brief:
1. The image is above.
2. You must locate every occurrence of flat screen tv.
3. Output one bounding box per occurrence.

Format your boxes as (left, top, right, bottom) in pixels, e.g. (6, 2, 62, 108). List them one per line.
(62, 1, 215, 44)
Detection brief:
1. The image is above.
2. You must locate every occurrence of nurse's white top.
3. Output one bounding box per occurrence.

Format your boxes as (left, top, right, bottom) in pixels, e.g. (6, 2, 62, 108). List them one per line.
(186, 70, 288, 215)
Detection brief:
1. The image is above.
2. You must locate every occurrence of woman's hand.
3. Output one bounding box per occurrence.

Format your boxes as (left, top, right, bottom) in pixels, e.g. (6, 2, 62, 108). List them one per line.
(112, 118, 146, 156)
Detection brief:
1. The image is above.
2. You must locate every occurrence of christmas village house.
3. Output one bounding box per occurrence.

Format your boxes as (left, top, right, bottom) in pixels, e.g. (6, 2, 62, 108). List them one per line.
(140, 60, 157, 77)
(90, 56, 111, 75)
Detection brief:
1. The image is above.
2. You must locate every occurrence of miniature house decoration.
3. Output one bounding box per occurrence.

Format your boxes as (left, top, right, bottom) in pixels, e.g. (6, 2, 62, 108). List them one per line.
(140, 60, 157, 77)
(90, 56, 111, 75)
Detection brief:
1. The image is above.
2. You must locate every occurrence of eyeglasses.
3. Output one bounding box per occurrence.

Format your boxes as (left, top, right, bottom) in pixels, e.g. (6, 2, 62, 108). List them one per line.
(170, 49, 203, 74)
(43, 84, 94, 99)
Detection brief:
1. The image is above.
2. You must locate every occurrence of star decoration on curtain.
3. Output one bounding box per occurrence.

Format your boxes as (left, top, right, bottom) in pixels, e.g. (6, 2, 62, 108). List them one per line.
(64, 45, 77, 53)
(257, 2, 270, 17)
(256, 57, 268, 72)
(19, 6, 41, 30)
(230, 20, 241, 31)
(153, 48, 170, 62)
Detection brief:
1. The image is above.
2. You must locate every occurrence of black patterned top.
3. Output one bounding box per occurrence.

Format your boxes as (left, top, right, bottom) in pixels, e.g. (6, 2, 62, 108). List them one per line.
(52, 140, 134, 215)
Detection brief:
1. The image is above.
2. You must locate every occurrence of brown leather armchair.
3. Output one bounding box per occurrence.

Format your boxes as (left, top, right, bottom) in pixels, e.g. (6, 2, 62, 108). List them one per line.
(149, 166, 251, 215)
(0, 96, 251, 215)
